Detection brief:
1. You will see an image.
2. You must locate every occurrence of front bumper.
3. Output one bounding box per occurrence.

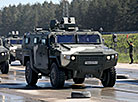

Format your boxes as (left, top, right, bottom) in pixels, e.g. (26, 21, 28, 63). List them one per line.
(64, 55, 118, 78)
(0, 53, 9, 63)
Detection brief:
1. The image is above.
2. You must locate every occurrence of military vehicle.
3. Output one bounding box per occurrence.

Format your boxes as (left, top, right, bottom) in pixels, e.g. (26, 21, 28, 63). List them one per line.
(5, 36, 22, 63)
(22, 17, 118, 88)
(0, 38, 9, 74)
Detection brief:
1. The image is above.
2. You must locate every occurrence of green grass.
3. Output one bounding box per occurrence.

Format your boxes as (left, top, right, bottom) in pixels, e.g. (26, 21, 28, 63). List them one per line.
(118, 53, 138, 63)
(102, 33, 138, 63)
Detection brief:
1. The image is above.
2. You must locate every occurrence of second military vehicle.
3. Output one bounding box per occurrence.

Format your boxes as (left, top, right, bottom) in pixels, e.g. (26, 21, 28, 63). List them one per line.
(5, 36, 22, 63)
(0, 38, 9, 74)
(22, 17, 118, 88)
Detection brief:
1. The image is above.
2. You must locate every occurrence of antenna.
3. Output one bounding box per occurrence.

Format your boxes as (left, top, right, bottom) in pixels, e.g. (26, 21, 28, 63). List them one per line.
(62, 0, 69, 17)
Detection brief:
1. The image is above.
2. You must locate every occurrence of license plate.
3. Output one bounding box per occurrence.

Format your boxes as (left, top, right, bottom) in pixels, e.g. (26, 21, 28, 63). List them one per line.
(85, 61, 98, 65)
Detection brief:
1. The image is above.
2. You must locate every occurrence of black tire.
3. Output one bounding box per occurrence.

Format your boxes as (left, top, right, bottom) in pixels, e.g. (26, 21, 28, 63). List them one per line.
(1, 60, 9, 74)
(101, 67, 116, 87)
(50, 63, 65, 89)
(73, 78, 85, 84)
(25, 61, 38, 86)
(9, 60, 11, 64)
(20, 60, 22, 65)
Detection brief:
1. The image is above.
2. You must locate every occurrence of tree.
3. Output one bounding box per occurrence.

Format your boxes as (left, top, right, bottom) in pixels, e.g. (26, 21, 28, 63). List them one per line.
(0, 0, 137, 35)
(126, 0, 138, 31)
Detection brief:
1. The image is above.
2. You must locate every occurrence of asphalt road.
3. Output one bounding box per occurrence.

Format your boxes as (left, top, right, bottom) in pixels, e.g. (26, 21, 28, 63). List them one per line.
(0, 63, 138, 102)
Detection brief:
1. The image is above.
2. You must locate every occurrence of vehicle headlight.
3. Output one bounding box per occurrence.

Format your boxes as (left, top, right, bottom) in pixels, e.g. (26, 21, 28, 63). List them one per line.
(107, 56, 111, 60)
(1, 52, 5, 56)
(63, 55, 70, 60)
(13, 50, 16, 53)
(71, 56, 76, 61)
(111, 55, 115, 59)
(115, 54, 118, 59)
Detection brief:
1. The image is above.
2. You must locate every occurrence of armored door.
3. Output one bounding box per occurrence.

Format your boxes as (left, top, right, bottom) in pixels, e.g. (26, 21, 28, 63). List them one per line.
(33, 37, 48, 69)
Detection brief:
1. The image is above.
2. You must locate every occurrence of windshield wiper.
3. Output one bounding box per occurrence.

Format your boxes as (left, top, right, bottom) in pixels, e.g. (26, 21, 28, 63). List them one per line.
(60, 44, 71, 50)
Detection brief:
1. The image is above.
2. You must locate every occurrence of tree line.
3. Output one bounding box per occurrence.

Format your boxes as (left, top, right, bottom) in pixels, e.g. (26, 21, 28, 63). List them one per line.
(0, 0, 137, 36)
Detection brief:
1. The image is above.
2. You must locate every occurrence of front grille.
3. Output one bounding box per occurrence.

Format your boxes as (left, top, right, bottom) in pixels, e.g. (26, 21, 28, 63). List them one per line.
(77, 55, 103, 66)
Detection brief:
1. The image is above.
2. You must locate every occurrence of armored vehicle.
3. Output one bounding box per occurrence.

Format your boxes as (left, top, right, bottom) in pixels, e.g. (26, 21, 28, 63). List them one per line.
(22, 17, 118, 88)
(0, 38, 9, 74)
(5, 36, 22, 63)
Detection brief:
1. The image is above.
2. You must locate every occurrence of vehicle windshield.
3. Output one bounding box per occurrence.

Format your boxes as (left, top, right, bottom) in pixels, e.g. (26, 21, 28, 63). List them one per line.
(78, 34, 101, 44)
(57, 35, 75, 43)
(10, 40, 22, 44)
(56, 34, 101, 44)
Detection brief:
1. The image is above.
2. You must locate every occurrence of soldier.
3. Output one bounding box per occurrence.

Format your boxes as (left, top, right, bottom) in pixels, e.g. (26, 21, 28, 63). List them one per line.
(127, 39, 134, 64)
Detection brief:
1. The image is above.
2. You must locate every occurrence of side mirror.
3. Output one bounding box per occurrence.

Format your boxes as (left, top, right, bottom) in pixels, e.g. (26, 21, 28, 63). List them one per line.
(102, 38, 105, 44)
(112, 34, 117, 43)
(50, 36, 55, 44)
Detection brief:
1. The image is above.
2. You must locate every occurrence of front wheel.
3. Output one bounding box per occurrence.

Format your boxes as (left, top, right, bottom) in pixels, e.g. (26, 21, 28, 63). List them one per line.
(25, 61, 38, 86)
(101, 67, 116, 87)
(73, 78, 85, 84)
(1, 60, 9, 74)
(50, 63, 65, 89)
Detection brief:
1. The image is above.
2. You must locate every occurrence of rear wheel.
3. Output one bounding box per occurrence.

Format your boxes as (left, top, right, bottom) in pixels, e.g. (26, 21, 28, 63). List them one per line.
(25, 61, 38, 86)
(101, 67, 116, 87)
(20, 60, 22, 65)
(50, 63, 65, 89)
(73, 78, 85, 84)
(1, 60, 9, 74)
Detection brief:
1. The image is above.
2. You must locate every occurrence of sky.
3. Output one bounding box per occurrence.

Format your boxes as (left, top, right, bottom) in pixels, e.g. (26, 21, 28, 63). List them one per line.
(0, 0, 72, 9)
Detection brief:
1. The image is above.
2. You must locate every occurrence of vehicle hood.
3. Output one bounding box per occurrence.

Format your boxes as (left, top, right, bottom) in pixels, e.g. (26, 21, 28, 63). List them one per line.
(0, 46, 8, 53)
(10, 45, 22, 50)
(59, 44, 117, 55)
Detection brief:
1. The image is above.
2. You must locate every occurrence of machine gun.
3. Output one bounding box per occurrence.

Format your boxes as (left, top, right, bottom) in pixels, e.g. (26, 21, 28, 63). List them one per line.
(50, 17, 78, 31)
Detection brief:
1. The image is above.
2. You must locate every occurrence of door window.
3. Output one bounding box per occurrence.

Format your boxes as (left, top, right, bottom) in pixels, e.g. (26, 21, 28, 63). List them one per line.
(25, 38, 30, 44)
(41, 38, 46, 45)
(34, 38, 39, 44)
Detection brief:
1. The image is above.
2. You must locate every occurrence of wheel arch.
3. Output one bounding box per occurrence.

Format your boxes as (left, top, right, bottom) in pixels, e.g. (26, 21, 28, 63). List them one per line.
(49, 56, 61, 69)
(23, 56, 30, 66)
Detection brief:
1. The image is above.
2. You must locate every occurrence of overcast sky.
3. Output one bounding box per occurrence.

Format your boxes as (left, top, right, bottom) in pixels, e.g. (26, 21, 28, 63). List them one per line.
(0, 0, 72, 9)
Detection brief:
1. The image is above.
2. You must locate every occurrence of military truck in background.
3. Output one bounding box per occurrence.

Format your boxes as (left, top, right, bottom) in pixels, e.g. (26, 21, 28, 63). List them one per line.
(4, 36, 22, 63)
(0, 38, 9, 74)
(22, 17, 118, 88)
